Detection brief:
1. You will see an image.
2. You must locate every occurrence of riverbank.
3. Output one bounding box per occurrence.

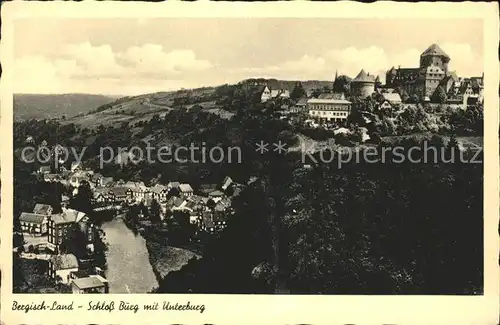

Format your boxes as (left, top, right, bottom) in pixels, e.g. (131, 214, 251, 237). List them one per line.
(123, 217, 200, 288)
(101, 218, 158, 293)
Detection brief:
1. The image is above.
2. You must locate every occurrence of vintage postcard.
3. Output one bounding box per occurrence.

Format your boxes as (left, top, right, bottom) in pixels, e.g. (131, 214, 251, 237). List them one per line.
(1, 1, 499, 324)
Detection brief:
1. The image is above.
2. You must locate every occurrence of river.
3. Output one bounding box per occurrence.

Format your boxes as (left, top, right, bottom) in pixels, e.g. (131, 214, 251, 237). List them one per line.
(101, 218, 159, 293)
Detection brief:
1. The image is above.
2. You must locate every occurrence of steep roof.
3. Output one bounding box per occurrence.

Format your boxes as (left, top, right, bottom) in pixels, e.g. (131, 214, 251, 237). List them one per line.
(352, 69, 376, 83)
(209, 190, 225, 197)
(109, 186, 128, 197)
(167, 196, 185, 208)
(19, 213, 47, 224)
(167, 181, 180, 188)
(50, 254, 79, 270)
(382, 93, 402, 103)
(50, 209, 87, 224)
(421, 43, 450, 59)
(179, 184, 193, 193)
(318, 93, 345, 100)
(33, 204, 52, 215)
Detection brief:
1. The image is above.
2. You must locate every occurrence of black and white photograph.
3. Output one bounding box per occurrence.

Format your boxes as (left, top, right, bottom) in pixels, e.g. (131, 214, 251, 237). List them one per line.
(2, 3, 495, 310)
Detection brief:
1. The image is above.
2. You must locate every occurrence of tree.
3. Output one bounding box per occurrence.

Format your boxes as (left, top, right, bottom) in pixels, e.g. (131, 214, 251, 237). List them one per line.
(290, 82, 306, 101)
(150, 199, 162, 224)
(13, 233, 24, 248)
(333, 75, 351, 94)
(168, 187, 180, 198)
(70, 180, 93, 215)
(126, 204, 140, 224)
(207, 199, 216, 211)
(431, 86, 448, 104)
(311, 89, 322, 98)
(138, 202, 148, 220)
(396, 87, 410, 103)
(59, 223, 88, 259)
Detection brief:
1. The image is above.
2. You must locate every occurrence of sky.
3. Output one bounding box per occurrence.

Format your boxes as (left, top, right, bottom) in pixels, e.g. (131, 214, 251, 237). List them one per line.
(13, 18, 484, 96)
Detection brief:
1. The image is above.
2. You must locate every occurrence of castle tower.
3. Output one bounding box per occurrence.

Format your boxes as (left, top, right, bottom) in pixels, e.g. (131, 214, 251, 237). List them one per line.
(420, 43, 450, 73)
(350, 69, 376, 97)
(419, 44, 451, 98)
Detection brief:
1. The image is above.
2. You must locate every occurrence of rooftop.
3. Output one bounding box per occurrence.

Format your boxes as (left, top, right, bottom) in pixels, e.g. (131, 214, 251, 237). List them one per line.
(72, 275, 107, 290)
(19, 212, 47, 224)
(307, 98, 351, 105)
(179, 184, 193, 193)
(109, 186, 128, 197)
(382, 93, 402, 103)
(151, 184, 168, 194)
(33, 204, 52, 215)
(209, 190, 225, 197)
(50, 209, 87, 224)
(352, 69, 376, 83)
(421, 43, 450, 59)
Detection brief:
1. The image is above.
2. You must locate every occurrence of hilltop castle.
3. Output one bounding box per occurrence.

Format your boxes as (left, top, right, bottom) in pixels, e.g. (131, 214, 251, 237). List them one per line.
(384, 43, 483, 102)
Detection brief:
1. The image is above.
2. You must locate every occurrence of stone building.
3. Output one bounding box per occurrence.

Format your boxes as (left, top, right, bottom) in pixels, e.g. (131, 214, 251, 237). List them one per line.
(350, 69, 376, 98)
(385, 43, 454, 100)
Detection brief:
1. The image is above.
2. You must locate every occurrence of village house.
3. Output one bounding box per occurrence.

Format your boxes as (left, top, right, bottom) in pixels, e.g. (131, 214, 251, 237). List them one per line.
(200, 211, 215, 233)
(260, 86, 272, 102)
(69, 171, 93, 188)
(19, 213, 48, 235)
(71, 275, 109, 294)
(107, 187, 129, 203)
(214, 197, 232, 213)
(200, 211, 227, 233)
(90, 173, 104, 187)
(19, 203, 54, 235)
(379, 92, 403, 111)
(38, 166, 51, 174)
(124, 181, 149, 202)
(179, 184, 194, 197)
(307, 93, 352, 124)
(295, 97, 308, 112)
(48, 208, 94, 253)
(43, 173, 61, 183)
(48, 253, 79, 284)
(168, 196, 188, 212)
(150, 184, 169, 203)
(92, 188, 109, 206)
(167, 181, 180, 190)
(198, 184, 218, 196)
(25, 135, 35, 144)
(208, 190, 225, 198)
(33, 203, 53, 216)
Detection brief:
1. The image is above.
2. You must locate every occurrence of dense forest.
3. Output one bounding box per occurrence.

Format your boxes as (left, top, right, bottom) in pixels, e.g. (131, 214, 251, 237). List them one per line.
(154, 138, 483, 294)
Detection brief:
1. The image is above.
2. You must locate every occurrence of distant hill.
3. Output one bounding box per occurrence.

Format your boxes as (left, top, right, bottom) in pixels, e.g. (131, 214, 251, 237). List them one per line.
(14, 94, 119, 120)
(56, 78, 337, 130)
(239, 78, 333, 93)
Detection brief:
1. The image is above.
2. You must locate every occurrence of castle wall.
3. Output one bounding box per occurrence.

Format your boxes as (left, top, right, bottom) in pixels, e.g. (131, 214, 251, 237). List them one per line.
(351, 82, 374, 98)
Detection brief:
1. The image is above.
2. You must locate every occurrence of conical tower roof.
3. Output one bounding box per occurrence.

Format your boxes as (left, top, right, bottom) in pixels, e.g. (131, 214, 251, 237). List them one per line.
(353, 69, 375, 83)
(421, 43, 450, 59)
